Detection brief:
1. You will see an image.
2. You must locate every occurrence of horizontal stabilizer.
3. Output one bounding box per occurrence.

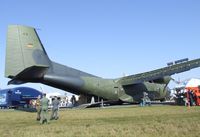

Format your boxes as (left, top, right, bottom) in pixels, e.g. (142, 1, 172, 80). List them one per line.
(8, 66, 49, 85)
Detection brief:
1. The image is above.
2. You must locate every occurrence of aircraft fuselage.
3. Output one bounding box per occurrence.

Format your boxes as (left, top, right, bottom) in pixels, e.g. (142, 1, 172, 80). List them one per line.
(42, 63, 170, 103)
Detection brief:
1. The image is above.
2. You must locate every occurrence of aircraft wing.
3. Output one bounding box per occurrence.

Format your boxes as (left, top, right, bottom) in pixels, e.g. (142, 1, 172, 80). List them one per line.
(118, 58, 200, 86)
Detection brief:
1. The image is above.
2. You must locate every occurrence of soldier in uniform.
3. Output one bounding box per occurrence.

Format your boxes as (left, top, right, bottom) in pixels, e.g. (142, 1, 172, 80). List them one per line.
(40, 93, 49, 124)
(35, 95, 41, 121)
(50, 96, 60, 120)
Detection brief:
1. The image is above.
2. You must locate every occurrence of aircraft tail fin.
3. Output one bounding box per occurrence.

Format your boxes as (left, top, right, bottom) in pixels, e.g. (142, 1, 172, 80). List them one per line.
(5, 25, 51, 82)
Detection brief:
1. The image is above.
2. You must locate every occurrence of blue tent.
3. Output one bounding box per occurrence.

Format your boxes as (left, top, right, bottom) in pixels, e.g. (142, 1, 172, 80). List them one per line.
(0, 87, 42, 108)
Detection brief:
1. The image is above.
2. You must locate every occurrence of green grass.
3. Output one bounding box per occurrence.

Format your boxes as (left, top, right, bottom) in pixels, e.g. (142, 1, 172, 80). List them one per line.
(0, 106, 200, 137)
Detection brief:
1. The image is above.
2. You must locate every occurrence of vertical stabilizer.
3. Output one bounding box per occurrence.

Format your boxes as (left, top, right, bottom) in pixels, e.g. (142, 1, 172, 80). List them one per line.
(5, 25, 50, 82)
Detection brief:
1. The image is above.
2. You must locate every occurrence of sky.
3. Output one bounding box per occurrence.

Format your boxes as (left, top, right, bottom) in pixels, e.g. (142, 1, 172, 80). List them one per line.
(0, 0, 200, 94)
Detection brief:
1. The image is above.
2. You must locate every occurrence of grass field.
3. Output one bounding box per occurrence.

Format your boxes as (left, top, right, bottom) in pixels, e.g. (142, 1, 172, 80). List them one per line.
(0, 106, 200, 137)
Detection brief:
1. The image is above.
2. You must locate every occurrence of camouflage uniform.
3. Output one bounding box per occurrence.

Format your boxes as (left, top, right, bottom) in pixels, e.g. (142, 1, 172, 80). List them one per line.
(40, 95, 49, 124)
(50, 98, 60, 120)
(35, 98, 41, 121)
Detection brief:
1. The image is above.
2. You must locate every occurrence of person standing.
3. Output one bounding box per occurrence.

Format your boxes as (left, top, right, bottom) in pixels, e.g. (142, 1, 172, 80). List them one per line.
(40, 93, 49, 124)
(35, 95, 41, 121)
(142, 92, 148, 106)
(71, 95, 76, 107)
(50, 96, 60, 120)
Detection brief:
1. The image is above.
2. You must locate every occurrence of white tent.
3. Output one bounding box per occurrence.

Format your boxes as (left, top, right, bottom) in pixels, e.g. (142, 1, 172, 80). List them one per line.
(46, 92, 62, 98)
(46, 92, 62, 105)
(185, 78, 200, 88)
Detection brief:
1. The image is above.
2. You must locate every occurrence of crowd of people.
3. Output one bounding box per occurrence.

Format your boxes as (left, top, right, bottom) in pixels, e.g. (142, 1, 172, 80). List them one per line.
(174, 89, 198, 106)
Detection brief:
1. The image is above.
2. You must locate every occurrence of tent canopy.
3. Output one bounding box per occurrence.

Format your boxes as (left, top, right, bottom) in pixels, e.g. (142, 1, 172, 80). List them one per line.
(186, 78, 200, 88)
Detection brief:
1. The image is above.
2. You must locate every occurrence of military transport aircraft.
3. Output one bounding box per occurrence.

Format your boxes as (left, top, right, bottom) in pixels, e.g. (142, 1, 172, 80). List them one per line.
(5, 25, 200, 104)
